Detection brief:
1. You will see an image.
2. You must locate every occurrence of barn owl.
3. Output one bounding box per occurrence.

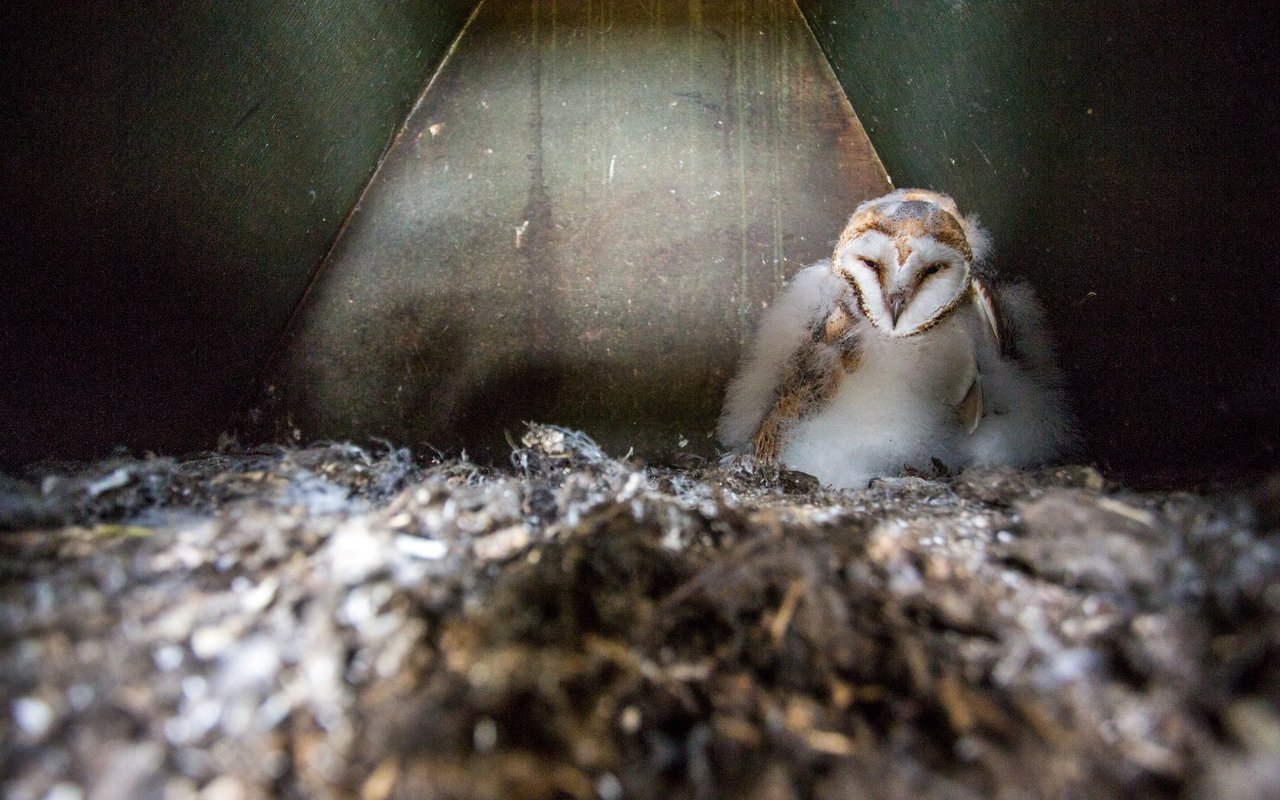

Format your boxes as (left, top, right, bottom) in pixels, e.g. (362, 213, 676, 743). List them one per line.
(718, 189, 1074, 489)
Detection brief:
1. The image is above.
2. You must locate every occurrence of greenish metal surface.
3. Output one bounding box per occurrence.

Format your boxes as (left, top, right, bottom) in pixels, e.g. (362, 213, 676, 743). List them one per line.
(265, 0, 890, 461)
(797, 0, 1279, 475)
(0, 1, 475, 466)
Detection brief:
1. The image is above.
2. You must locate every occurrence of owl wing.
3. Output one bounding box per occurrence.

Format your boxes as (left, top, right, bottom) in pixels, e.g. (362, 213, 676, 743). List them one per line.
(965, 278, 1079, 462)
(960, 277, 1024, 434)
(717, 262, 862, 462)
(971, 278, 1017, 360)
(956, 367, 984, 434)
(750, 303, 862, 461)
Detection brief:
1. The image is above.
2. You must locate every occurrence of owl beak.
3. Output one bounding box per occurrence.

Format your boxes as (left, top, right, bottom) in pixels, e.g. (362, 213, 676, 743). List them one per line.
(886, 291, 908, 328)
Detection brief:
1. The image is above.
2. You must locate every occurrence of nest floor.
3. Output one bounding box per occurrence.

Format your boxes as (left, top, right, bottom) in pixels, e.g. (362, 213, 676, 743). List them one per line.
(3, 426, 1278, 800)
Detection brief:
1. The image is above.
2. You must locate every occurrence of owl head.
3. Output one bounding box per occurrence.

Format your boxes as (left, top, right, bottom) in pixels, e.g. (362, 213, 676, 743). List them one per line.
(833, 189, 990, 337)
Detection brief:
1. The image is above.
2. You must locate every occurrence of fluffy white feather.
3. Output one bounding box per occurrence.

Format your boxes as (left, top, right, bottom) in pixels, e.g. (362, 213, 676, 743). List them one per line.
(718, 190, 1074, 489)
(779, 312, 978, 488)
(716, 261, 846, 448)
(962, 282, 1076, 468)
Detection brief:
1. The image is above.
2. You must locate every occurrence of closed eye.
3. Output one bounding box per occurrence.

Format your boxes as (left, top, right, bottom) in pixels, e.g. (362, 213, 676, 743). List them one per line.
(920, 262, 945, 278)
(858, 257, 883, 274)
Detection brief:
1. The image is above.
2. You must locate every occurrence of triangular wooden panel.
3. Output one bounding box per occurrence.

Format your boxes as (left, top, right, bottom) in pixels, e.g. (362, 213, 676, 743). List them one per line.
(267, 0, 890, 460)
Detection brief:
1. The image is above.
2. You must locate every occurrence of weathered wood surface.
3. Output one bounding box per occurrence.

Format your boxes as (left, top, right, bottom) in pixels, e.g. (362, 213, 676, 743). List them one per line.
(264, 0, 890, 460)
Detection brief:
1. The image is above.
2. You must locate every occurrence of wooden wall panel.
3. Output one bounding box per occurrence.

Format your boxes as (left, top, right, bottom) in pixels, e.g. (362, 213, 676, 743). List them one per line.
(266, 0, 890, 461)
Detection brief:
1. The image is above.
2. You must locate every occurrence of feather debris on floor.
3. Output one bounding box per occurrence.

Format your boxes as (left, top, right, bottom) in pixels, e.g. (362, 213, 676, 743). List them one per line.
(2, 425, 1278, 800)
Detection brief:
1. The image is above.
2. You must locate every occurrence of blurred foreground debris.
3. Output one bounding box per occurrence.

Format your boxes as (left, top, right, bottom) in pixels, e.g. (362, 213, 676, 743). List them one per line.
(2, 426, 1278, 799)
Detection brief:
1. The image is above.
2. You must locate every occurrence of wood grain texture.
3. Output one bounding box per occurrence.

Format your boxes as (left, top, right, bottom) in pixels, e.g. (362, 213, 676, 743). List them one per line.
(268, 0, 890, 460)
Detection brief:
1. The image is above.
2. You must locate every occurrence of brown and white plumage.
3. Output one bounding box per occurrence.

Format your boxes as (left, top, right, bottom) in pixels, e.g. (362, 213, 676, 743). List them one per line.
(719, 189, 1074, 489)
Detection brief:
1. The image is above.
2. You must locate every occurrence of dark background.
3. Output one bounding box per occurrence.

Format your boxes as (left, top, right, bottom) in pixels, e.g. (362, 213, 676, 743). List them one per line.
(0, 1, 476, 466)
(3, 0, 1277, 482)
(799, 0, 1279, 480)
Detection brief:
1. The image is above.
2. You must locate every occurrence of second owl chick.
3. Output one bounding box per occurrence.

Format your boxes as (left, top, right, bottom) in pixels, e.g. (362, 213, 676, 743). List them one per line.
(718, 189, 1074, 489)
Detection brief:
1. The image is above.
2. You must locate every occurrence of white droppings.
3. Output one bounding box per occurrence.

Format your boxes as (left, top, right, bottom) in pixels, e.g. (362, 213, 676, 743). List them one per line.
(191, 624, 236, 660)
(661, 525, 684, 552)
(13, 696, 54, 738)
(328, 518, 386, 584)
(186, 697, 223, 741)
(218, 636, 281, 692)
(618, 471, 646, 500)
(473, 717, 498, 753)
(619, 705, 642, 734)
(85, 468, 131, 497)
(154, 644, 185, 671)
(257, 693, 293, 730)
(200, 775, 248, 800)
(43, 784, 85, 800)
(394, 534, 448, 560)
(238, 576, 278, 614)
(887, 562, 924, 596)
(181, 674, 208, 701)
(66, 683, 94, 711)
(1033, 648, 1097, 690)
(597, 772, 624, 800)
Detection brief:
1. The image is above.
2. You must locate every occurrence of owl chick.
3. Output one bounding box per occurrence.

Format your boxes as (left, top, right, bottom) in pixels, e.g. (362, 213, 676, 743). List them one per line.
(718, 189, 1074, 489)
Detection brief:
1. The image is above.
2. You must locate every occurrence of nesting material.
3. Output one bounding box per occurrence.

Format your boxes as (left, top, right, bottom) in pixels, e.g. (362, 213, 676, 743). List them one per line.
(1, 427, 1278, 800)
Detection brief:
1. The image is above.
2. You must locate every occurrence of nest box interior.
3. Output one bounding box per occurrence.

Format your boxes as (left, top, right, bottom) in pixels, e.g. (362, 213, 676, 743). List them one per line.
(3, 0, 1277, 483)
